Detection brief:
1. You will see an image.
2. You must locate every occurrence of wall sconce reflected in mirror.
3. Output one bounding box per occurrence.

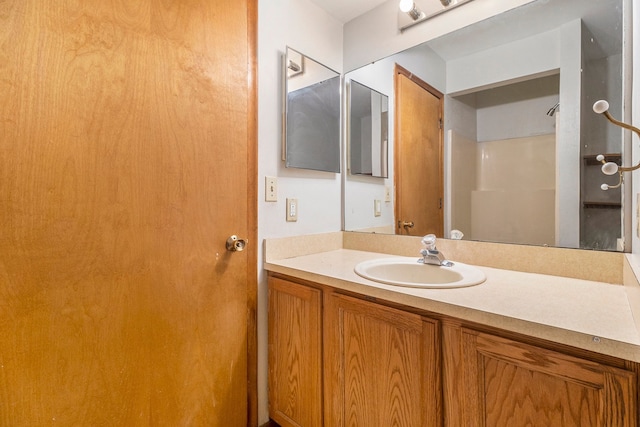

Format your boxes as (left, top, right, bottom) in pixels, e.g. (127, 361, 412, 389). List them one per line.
(398, 0, 474, 32)
(593, 99, 640, 190)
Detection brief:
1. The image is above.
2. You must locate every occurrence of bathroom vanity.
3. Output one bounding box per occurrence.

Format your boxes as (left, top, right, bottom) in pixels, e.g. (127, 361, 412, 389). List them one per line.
(265, 233, 640, 426)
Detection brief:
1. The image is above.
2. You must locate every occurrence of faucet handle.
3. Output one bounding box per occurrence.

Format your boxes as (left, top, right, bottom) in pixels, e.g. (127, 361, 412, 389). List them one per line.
(421, 234, 437, 250)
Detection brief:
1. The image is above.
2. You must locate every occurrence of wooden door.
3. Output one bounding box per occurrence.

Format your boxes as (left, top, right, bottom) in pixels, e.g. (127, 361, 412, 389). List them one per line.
(268, 277, 323, 427)
(0, 1, 257, 425)
(459, 329, 637, 426)
(395, 65, 444, 237)
(324, 292, 442, 427)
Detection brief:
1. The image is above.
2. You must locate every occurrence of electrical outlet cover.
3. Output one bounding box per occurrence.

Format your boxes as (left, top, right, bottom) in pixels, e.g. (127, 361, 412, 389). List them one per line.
(286, 198, 298, 222)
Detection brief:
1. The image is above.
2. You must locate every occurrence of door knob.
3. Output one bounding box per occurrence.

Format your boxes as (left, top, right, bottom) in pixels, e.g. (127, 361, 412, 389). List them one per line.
(401, 221, 414, 229)
(226, 235, 248, 252)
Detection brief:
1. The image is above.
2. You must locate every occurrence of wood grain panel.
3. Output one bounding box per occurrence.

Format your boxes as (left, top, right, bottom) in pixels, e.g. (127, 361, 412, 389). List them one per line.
(483, 356, 599, 425)
(0, 0, 256, 425)
(324, 292, 441, 427)
(268, 277, 323, 427)
(461, 329, 637, 427)
(441, 320, 465, 426)
(394, 64, 443, 237)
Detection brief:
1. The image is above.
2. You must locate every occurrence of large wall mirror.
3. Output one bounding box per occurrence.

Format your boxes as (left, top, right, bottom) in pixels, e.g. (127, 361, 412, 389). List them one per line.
(283, 47, 341, 173)
(343, 0, 629, 251)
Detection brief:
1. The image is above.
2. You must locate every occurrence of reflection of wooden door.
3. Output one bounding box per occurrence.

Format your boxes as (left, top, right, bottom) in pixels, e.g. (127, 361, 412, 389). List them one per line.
(0, 0, 256, 425)
(395, 65, 444, 237)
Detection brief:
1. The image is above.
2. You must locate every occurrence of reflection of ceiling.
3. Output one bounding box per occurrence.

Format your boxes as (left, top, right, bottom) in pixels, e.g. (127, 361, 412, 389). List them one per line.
(312, 0, 621, 61)
(309, 0, 387, 23)
(427, 0, 622, 60)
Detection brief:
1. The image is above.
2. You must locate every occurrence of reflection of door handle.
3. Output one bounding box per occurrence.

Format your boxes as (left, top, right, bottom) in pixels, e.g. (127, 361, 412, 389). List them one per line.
(226, 235, 248, 252)
(401, 221, 414, 229)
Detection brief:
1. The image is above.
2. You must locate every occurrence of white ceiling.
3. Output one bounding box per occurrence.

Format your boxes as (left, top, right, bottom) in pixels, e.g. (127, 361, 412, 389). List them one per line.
(309, 0, 388, 23)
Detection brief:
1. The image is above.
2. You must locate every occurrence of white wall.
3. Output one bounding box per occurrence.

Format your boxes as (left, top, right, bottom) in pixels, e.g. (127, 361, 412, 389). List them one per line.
(257, 0, 343, 423)
(475, 79, 559, 142)
(446, 29, 560, 96)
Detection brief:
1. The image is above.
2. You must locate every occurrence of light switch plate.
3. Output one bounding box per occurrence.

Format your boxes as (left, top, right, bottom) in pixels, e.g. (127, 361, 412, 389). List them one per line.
(286, 198, 298, 222)
(265, 176, 277, 202)
(384, 186, 391, 202)
(374, 199, 381, 217)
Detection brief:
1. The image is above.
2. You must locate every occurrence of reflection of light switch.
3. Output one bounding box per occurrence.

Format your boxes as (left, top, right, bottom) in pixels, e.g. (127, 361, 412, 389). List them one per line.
(374, 199, 381, 217)
(265, 176, 277, 202)
(384, 186, 391, 202)
(286, 198, 298, 222)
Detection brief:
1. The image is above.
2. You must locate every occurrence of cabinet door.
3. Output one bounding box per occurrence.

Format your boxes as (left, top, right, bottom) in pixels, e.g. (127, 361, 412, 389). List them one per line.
(268, 277, 323, 427)
(324, 293, 441, 427)
(460, 329, 637, 426)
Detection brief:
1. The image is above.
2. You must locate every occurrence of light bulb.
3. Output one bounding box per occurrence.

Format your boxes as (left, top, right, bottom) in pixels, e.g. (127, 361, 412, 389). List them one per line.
(601, 183, 610, 191)
(593, 100, 609, 114)
(601, 162, 619, 175)
(596, 154, 604, 162)
(399, 0, 415, 13)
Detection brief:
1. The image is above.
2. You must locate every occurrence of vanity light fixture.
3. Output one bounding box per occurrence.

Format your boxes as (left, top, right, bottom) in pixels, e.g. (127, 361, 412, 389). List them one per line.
(287, 60, 301, 73)
(399, 0, 424, 21)
(593, 99, 640, 190)
(398, 0, 473, 32)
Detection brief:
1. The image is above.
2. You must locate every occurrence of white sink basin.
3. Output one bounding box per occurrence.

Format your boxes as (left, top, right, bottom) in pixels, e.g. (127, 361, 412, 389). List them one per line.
(354, 257, 486, 289)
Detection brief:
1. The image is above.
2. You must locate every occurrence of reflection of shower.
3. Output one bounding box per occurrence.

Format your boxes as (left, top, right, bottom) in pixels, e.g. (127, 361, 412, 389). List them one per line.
(547, 102, 560, 116)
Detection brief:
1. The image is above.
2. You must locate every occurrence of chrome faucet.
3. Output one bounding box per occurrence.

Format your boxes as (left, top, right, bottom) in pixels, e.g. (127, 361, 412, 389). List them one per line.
(419, 234, 453, 267)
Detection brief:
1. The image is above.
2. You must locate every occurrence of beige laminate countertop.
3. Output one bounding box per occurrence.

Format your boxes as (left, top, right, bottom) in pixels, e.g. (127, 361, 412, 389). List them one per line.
(265, 248, 640, 362)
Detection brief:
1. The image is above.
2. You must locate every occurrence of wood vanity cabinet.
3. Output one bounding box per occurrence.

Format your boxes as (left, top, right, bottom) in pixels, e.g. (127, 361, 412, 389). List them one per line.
(323, 292, 442, 427)
(268, 274, 639, 427)
(444, 326, 638, 427)
(268, 277, 323, 427)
